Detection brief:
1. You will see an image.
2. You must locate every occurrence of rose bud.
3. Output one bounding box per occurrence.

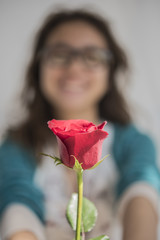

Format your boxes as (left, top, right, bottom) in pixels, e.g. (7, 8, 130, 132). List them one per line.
(48, 119, 108, 170)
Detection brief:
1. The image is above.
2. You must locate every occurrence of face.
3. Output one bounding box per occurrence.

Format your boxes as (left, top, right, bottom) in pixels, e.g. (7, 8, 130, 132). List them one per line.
(40, 21, 110, 115)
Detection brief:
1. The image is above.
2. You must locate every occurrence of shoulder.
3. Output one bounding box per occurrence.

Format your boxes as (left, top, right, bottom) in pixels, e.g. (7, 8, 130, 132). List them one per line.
(113, 123, 152, 142)
(112, 123, 156, 163)
(0, 138, 36, 172)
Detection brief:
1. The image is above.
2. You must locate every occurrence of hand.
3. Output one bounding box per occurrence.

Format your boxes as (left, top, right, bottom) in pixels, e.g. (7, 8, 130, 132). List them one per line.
(8, 231, 38, 240)
(122, 196, 158, 240)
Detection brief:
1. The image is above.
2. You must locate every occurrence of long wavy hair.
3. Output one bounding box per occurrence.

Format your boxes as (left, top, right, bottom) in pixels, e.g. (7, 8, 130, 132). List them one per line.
(8, 9, 131, 158)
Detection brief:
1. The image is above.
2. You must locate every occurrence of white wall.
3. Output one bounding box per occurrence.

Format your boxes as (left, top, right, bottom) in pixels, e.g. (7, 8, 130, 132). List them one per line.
(0, 0, 160, 162)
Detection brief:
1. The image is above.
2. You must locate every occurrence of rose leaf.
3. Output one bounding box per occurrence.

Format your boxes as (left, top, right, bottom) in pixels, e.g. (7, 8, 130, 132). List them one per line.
(66, 193, 97, 232)
(89, 235, 110, 240)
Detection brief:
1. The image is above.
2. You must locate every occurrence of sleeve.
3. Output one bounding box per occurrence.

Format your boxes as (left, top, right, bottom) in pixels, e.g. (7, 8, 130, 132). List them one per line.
(113, 124, 160, 217)
(0, 139, 45, 239)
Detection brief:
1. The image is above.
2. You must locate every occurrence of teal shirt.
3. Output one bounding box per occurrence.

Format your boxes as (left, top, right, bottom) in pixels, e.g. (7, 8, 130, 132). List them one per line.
(0, 123, 160, 223)
(0, 138, 45, 223)
(113, 124, 160, 197)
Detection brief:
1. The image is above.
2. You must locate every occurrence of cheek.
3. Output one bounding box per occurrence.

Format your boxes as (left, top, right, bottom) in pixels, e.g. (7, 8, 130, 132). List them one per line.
(92, 69, 109, 97)
(39, 66, 60, 99)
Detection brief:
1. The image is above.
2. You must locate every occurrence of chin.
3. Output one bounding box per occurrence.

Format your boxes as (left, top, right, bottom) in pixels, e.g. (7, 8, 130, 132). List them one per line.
(57, 102, 88, 113)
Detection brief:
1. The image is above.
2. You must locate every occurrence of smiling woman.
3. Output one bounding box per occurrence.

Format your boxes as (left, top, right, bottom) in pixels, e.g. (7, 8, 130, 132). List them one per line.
(0, 9, 159, 240)
(39, 20, 110, 117)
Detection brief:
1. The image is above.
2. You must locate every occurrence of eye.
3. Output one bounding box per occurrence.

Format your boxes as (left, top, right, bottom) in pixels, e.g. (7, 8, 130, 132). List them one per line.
(83, 48, 113, 67)
(41, 47, 71, 66)
(84, 50, 101, 65)
(49, 49, 70, 64)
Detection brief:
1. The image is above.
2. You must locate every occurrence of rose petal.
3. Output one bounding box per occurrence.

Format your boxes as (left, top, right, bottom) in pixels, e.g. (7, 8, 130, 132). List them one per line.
(97, 121, 107, 130)
(48, 119, 98, 140)
(63, 129, 108, 169)
(56, 137, 75, 168)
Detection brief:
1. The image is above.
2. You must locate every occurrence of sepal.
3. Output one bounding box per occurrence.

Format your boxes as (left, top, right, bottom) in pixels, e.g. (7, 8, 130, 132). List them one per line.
(40, 153, 62, 166)
(71, 155, 83, 173)
(87, 154, 110, 170)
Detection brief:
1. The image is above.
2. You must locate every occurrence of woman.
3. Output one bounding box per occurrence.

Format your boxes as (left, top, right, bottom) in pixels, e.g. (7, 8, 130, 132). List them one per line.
(0, 9, 159, 240)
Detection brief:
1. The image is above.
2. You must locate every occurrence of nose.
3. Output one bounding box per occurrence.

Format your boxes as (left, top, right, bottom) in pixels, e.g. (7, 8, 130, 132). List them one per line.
(63, 55, 86, 80)
(65, 53, 86, 71)
(64, 62, 86, 81)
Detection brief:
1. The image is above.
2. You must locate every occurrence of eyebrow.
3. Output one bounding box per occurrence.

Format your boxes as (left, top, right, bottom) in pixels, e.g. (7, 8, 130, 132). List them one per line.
(46, 42, 107, 50)
(46, 42, 71, 48)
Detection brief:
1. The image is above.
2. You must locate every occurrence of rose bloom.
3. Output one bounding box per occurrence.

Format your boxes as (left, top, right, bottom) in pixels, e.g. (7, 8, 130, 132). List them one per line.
(48, 119, 108, 170)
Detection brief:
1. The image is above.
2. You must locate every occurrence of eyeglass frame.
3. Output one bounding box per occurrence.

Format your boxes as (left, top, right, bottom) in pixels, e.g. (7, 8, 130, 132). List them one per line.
(38, 44, 114, 69)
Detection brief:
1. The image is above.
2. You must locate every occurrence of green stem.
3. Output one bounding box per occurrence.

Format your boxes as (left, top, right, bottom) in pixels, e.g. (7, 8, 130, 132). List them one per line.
(76, 170, 83, 240)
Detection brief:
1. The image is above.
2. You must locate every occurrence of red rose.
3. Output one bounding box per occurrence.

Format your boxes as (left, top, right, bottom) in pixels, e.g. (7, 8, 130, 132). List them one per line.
(48, 119, 108, 170)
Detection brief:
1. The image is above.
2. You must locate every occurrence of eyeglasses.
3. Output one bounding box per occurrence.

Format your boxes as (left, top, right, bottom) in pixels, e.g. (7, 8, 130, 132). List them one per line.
(39, 45, 113, 68)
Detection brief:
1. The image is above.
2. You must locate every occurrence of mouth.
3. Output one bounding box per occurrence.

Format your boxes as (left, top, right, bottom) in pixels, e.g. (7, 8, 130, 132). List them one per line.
(58, 80, 87, 96)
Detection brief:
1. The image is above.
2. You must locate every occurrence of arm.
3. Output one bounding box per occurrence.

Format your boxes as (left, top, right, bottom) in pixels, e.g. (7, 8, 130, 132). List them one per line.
(0, 140, 45, 240)
(113, 124, 160, 239)
(122, 196, 158, 240)
(0, 203, 46, 240)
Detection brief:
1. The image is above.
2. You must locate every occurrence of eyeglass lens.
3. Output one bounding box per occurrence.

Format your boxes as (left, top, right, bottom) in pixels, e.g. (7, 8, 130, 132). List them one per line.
(41, 45, 113, 68)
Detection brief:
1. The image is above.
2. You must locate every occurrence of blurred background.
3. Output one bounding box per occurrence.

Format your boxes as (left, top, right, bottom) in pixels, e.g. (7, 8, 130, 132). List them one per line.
(0, 0, 160, 164)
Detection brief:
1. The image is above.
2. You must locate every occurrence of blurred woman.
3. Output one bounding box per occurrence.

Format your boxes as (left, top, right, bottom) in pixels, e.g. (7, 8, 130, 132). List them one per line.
(0, 9, 159, 240)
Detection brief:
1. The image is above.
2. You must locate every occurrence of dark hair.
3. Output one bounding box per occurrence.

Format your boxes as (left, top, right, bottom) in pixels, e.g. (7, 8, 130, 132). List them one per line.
(8, 9, 131, 157)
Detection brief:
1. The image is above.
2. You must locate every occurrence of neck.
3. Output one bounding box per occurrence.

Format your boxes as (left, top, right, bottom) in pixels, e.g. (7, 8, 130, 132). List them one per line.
(54, 106, 100, 124)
